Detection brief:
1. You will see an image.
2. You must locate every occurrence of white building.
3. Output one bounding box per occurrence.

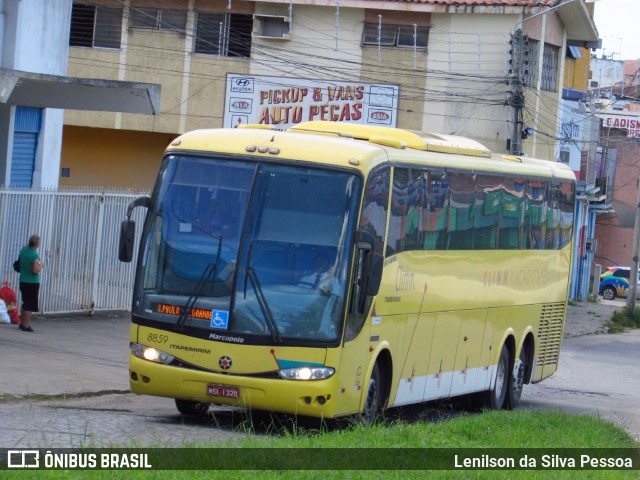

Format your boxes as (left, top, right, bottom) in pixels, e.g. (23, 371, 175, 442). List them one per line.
(0, 0, 159, 187)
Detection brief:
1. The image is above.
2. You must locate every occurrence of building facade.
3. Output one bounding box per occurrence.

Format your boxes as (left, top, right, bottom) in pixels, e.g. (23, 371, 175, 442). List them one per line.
(0, 0, 159, 188)
(61, 0, 598, 191)
(594, 110, 640, 271)
(0, 0, 71, 187)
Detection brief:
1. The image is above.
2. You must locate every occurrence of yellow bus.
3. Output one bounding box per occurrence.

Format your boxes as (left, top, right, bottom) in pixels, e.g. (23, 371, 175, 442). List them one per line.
(119, 121, 574, 422)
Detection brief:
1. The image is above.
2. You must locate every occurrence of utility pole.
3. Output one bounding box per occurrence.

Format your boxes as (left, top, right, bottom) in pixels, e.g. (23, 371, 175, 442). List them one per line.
(627, 179, 640, 312)
(508, 29, 527, 155)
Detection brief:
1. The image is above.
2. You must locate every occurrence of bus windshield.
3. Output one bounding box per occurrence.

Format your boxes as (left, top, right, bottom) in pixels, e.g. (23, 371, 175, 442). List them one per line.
(134, 155, 362, 343)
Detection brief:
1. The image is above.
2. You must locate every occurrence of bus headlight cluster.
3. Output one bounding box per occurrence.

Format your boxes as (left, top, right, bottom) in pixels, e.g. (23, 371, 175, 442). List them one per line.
(130, 343, 174, 365)
(278, 366, 335, 380)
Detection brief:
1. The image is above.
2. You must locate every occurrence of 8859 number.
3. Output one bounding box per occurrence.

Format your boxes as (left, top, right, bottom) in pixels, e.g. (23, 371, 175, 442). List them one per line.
(147, 333, 169, 344)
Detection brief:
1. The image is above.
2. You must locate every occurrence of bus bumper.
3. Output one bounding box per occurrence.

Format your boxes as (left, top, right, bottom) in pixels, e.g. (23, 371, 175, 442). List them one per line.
(129, 354, 341, 418)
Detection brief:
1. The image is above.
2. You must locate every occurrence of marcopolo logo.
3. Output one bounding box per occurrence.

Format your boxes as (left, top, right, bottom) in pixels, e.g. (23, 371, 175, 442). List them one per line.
(219, 355, 233, 370)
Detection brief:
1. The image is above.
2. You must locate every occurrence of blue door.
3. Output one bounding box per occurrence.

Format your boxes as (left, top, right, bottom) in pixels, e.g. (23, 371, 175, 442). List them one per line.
(10, 107, 42, 187)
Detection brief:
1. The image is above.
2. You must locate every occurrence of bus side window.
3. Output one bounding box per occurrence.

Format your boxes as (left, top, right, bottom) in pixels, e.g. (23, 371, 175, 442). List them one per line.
(346, 167, 389, 340)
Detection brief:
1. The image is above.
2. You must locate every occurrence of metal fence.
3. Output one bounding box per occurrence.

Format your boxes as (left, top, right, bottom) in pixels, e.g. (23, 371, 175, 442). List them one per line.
(0, 187, 147, 314)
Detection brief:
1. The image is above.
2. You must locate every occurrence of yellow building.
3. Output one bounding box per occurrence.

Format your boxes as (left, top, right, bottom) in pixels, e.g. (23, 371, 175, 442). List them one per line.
(62, 0, 598, 190)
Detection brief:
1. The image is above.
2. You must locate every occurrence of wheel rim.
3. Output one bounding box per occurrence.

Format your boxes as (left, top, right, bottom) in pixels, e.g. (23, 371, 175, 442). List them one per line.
(364, 375, 378, 419)
(512, 354, 525, 401)
(495, 355, 506, 400)
(603, 288, 615, 300)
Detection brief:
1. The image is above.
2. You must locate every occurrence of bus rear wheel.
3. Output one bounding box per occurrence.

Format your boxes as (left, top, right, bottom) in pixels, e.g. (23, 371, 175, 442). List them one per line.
(507, 346, 528, 409)
(175, 399, 210, 416)
(482, 344, 509, 410)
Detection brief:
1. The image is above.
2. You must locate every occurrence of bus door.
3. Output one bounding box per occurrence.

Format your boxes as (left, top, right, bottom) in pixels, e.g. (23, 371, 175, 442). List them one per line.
(335, 167, 389, 416)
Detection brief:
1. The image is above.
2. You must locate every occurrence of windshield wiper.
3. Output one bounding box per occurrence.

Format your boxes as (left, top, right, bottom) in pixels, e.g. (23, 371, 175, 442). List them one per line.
(176, 237, 223, 331)
(245, 261, 282, 343)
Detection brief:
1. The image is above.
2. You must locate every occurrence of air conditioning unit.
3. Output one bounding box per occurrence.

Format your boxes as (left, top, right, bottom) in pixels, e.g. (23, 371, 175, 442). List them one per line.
(253, 15, 291, 40)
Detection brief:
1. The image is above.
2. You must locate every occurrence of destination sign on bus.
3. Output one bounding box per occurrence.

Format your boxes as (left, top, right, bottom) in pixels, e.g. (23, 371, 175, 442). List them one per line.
(152, 303, 212, 320)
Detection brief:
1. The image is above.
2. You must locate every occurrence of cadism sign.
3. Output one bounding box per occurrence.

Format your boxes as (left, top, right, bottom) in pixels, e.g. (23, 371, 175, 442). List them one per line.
(224, 74, 399, 129)
(598, 114, 640, 137)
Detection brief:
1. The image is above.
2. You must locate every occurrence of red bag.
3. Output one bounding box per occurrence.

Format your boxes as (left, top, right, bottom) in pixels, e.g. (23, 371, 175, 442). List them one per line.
(0, 282, 19, 324)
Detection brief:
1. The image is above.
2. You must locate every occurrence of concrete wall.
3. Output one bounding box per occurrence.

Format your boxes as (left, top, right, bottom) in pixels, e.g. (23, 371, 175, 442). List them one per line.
(59, 126, 175, 190)
(0, 0, 72, 187)
(591, 57, 625, 90)
(251, 4, 364, 75)
(61, 1, 580, 186)
(595, 128, 640, 268)
(423, 13, 514, 154)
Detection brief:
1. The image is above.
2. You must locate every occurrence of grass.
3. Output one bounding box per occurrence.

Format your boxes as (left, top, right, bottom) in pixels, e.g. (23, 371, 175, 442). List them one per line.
(606, 306, 640, 333)
(2, 409, 638, 480)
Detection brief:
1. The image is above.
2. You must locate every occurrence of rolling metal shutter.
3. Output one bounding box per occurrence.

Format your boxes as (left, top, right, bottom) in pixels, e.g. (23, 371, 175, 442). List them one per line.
(10, 107, 42, 187)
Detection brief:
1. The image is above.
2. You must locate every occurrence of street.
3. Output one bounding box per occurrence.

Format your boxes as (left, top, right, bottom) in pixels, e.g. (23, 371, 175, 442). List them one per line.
(1, 307, 639, 447)
(523, 329, 640, 443)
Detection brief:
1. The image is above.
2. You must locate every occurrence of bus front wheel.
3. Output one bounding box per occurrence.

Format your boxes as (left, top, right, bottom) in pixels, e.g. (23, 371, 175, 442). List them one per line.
(360, 363, 382, 425)
(175, 399, 210, 416)
(483, 344, 509, 410)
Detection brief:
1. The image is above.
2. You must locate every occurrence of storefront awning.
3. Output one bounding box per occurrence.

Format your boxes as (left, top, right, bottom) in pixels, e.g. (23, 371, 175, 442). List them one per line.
(0, 68, 160, 115)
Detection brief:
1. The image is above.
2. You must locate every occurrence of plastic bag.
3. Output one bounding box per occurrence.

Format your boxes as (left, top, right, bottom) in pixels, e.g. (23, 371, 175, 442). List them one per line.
(0, 282, 19, 324)
(0, 299, 10, 324)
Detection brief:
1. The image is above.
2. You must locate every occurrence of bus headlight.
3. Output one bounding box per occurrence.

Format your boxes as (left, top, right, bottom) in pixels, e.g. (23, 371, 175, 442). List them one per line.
(130, 343, 174, 365)
(278, 366, 335, 380)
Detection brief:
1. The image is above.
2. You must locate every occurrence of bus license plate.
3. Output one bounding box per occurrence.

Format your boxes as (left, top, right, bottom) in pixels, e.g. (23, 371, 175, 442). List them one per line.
(207, 384, 239, 399)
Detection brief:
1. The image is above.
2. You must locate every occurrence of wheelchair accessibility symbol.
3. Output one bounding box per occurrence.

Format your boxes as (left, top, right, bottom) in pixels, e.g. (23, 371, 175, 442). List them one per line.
(211, 310, 229, 329)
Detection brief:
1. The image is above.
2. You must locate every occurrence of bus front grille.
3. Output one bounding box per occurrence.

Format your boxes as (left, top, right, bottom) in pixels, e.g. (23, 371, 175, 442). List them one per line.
(536, 303, 565, 366)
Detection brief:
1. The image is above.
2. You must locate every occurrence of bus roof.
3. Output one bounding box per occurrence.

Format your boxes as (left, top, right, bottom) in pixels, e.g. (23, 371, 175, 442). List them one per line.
(166, 122, 575, 182)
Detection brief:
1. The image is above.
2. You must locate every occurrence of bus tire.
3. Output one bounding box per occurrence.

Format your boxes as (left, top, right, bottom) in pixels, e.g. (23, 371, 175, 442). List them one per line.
(507, 346, 528, 410)
(175, 399, 209, 416)
(483, 343, 510, 410)
(360, 362, 382, 425)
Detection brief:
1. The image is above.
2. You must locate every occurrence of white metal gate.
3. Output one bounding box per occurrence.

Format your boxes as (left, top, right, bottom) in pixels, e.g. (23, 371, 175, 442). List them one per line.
(0, 187, 147, 314)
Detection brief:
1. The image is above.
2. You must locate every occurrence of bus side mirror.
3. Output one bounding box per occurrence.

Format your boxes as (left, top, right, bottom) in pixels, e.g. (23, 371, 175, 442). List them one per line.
(357, 230, 383, 297)
(119, 195, 151, 263)
(119, 219, 135, 263)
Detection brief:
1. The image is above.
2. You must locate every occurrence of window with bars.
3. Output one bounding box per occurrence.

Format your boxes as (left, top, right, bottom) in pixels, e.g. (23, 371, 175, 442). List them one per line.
(524, 39, 559, 92)
(130, 8, 187, 32)
(362, 23, 428, 49)
(194, 12, 253, 58)
(69, 3, 123, 49)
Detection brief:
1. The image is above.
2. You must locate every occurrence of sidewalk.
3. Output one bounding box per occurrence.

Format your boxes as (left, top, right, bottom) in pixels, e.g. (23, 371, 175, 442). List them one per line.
(0, 310, 131, 398)
(0, 301, 623, 400)
(563, 299, 622, 337)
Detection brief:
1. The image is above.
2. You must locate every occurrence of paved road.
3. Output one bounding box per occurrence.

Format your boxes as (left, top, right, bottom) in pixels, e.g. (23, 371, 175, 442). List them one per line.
(523, 329, 640, 443)
(1, 301, 638, 447)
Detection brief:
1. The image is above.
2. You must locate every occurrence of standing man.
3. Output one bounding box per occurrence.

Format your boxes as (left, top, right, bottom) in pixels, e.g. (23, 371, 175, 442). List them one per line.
(18, 234, 44, 332)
